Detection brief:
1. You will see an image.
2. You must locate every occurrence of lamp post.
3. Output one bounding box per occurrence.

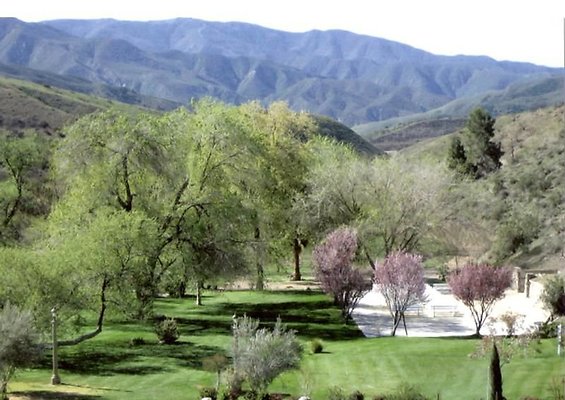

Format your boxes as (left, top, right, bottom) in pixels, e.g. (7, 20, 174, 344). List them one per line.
(51, 307, 61, 385)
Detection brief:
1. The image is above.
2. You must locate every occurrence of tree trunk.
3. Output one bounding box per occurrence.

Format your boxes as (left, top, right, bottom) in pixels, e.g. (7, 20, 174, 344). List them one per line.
(40, 276, 109, 349)
(0, 379, 7, 400)
(391, 311, 401, 336)
(196, 281, 203, 306)
(362, 244, 376, 271)
(292, 237, 302, 281)
(177, 280, 186, 298)
(402, 313, 408, 336)
(255, 227, 264, 290)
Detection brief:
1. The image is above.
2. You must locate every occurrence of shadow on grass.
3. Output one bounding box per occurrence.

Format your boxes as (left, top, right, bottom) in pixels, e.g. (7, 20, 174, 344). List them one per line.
(36, 341, 225, 376)
(10, 391, 103, 399)
(171, 290, 364, 341)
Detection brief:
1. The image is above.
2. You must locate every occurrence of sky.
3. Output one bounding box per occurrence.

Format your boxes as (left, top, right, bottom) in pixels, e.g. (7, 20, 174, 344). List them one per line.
(3, 0, 565, 68)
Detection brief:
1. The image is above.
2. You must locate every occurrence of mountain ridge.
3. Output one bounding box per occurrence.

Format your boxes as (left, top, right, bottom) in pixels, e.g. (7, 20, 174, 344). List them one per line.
(0, 17, 561, 126)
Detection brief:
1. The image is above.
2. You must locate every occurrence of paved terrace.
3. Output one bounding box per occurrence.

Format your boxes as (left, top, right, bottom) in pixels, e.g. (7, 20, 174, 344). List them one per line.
(352, 283, 550, 337)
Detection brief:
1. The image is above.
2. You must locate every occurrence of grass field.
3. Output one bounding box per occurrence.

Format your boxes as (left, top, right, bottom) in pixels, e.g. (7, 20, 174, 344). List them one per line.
(10, 289, 565, 400)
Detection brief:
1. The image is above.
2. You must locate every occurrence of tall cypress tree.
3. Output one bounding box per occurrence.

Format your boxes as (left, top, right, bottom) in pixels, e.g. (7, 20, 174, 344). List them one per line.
(490, 342, 504, 400)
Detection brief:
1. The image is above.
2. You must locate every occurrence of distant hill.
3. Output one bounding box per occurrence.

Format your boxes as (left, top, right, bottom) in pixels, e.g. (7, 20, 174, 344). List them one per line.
(0, 17, 560, 127)
(356, 74, 565, 149)
(311, 115, 381, 156)
(0, 75, 378, 156)
(0, 63, 180, 111)
(0, 75, 104, 135)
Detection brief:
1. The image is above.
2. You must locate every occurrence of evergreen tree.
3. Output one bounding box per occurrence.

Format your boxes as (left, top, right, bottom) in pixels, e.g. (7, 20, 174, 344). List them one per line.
(448, 108, 503, 178)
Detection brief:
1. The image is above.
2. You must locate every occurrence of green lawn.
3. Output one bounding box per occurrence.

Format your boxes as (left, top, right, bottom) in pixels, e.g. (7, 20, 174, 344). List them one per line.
(11, 290, 565, 399)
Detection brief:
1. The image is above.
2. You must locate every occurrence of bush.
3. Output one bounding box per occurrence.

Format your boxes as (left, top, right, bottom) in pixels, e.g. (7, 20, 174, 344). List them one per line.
(199, 386, 217, 400)
(328, 387, 346, 400)
(129, 337, 146, 346)
(373, 384, 429, 400)
(535, 320, 558, 338)
(231, 316, 302, 396)
(155, 317, 179, 344)
(348, 390, 365, 400)
(0, 303, 41, 400)
(310, 339, 324, 354)
(436, 264, 449, 282)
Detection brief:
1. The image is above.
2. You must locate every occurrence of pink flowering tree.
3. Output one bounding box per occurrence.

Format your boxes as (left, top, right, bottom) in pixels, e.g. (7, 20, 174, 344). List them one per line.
(448, 263, 512, 337)
(312, 227, 371, 322)
(374, 251, 427, 336)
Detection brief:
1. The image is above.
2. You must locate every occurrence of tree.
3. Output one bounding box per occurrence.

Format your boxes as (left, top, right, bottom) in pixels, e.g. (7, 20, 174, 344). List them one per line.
(374, 251, 427, 336)
(231, 315, 302, 398)
(448, 108, 503, 178)
(447, 135, 468, 174)
(0, 303, 40, 400)
(302, 146, 451, 266)
(540, 274, 565, 321)
(312, 227, 371, 321)
(448, 263, 512, 336)
(238, 102, 315, 287)
(362, 157, 451, 257)
(51, 104, 254, 315)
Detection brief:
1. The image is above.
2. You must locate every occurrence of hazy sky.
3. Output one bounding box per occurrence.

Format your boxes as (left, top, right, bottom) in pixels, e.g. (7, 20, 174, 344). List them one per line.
(4, 0, 565, 67)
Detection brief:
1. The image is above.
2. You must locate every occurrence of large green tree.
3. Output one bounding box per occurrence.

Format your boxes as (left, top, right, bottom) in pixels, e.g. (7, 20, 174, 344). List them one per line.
(50, 103, 255, 315)
(237, 102, 315, 286)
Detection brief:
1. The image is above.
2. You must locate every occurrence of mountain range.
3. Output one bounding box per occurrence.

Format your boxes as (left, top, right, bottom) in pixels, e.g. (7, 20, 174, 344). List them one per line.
(0, 17, 562, 127)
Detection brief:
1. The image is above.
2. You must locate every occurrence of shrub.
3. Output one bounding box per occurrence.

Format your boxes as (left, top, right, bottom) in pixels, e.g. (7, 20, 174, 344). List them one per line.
(231, 316, 302, 397)
(436, 264, 449, 282)
(498, 312, 524, 337)
(310, 339, 324, 354)
(202, 354, 229, 391)
(348, 390, 365, 400)
(199, 386, 218, 400)
(373, 384, 429, 400)
(0, 303, 41, 400)
(328, 387, 347, 400)
(155, 317, 179, 344)
(535, 320, 558, 338)
(129, 337, 146, 346)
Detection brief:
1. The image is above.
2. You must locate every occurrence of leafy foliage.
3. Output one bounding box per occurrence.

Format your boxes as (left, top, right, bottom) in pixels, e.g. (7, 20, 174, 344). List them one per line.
(0, 131, 50, 243)
(374, 251, 427, 336)
(448, 263, 512, 336)
(540, 275, 565, 320)
(312, 227, 371, 321)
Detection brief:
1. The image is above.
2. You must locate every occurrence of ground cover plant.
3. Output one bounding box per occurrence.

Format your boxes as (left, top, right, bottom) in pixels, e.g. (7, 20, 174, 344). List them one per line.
(8, 289, 565, 399)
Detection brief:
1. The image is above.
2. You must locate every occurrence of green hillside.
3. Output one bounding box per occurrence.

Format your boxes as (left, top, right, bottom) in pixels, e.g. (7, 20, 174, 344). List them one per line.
(0, 75, 379, 164)
(0, 76, 105, 135)
(399, 104, 565, 270)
